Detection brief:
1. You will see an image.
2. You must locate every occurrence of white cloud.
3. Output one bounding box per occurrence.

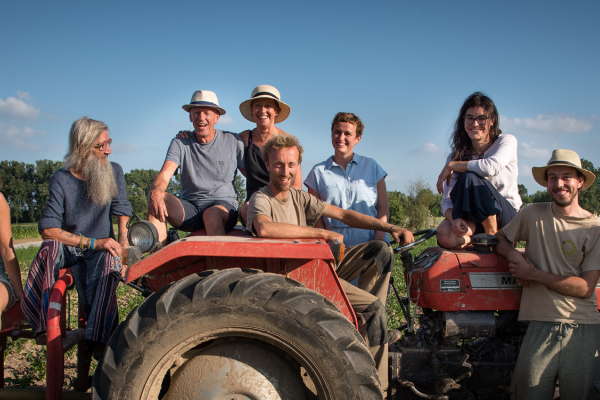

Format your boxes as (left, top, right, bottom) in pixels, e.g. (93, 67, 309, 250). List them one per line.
(519, 163, 531, 177)
(520, 142, 550, 159)
(217, 115, 235, 125)
(0, 123, 47, 151)
(501, 113, 593, 135)
(415, 142, 444, 155)
(111, 142, 144, 154)
(0, 95, 40, 122)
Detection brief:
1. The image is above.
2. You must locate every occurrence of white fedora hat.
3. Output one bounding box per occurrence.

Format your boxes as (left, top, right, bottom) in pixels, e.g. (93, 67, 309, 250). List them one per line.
(182, 90, 226, 115)
(239, 85, 290, 123)
(532, 149, 596, 191)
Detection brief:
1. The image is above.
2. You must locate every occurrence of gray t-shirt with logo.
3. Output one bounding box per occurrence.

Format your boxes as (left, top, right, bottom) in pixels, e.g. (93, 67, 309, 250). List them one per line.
(165, 129, 245, 208)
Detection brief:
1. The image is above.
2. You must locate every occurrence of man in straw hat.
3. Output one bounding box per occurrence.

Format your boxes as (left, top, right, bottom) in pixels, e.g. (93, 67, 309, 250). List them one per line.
(495, 149, 600, 399)
(246, 133, 415, 396)
(148, 90, 244, 242)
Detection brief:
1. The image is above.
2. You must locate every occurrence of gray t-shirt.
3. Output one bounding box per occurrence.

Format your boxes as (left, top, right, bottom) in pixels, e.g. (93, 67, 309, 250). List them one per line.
(38, 163, 132, 239)
(165, 130, 245, 208)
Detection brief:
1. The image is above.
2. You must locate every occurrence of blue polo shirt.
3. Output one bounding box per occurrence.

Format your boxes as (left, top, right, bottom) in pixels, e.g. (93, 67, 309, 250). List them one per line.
(304, 154, 387, 248)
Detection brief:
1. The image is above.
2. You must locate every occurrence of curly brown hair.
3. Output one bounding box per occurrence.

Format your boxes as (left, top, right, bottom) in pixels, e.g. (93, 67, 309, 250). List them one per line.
(450, 92, 502, 161)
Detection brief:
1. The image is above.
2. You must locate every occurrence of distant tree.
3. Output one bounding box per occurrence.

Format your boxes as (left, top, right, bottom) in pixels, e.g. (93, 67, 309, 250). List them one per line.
(580, 159, 600, 215)
(32, 160, 64, 221)
(530, 190, 552, 203)
(406, 177, 436, 230)
(428, 193, 443, 217)
(124, 169, 159, 219)
(0, 161, 35, 223)
(234, 174, 247, 209)
(518, 184, 531, 205)
(388, 190, 410, 228)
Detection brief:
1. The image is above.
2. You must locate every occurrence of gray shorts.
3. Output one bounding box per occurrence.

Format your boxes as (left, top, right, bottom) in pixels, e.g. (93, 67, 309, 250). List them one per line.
(177, 199, 238, 233)
(0, 258, 17, 310)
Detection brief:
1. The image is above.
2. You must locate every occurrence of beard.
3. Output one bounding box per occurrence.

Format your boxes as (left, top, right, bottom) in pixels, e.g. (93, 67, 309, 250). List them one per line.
(81, 154, 118, 206)
(550, 186, 578, 208)
(269, 170, 295, 193)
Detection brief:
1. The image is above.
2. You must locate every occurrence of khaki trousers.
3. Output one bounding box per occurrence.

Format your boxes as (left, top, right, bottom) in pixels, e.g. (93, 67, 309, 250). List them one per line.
(336, 240, 395, 392)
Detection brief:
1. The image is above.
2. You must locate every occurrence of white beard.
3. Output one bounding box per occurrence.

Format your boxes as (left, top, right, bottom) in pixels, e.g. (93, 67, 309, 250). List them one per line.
(82, 154, 118, 206)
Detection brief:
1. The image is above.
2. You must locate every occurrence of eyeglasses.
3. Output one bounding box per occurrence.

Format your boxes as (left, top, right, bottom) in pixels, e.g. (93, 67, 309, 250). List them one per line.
(464, 115, 489, 125)
(93, 139, 112, 151)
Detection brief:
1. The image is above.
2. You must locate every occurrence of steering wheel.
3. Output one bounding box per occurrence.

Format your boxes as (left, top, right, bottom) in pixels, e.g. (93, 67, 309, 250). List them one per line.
(393, 229, 437, 254)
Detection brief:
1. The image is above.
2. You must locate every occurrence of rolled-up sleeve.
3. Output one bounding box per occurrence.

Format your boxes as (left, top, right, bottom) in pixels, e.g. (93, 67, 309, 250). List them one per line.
(38, 175, 65, 233)
(110, 163, 133, 216)
(467, 134, 518, 177)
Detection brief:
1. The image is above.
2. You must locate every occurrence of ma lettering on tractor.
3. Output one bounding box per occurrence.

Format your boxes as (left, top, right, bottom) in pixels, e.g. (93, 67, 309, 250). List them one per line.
(3, 220, 597, 400)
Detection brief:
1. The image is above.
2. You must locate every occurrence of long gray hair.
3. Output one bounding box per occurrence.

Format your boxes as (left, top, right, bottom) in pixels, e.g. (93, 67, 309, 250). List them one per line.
(64, 117, 108, 172)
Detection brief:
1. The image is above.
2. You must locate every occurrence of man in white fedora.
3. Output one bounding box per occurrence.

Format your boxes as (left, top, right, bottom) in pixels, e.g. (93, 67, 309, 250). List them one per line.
(148, 90, 245, 241)
(494, 149, 600, 399)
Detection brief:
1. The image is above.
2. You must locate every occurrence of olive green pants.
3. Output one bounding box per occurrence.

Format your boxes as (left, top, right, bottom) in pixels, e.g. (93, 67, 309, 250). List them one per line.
(336, 240, 395, 393)
(511, 321, 600, 400)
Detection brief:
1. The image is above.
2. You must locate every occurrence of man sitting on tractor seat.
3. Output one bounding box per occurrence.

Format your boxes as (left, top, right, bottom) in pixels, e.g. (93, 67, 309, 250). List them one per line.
(495, 149, 600, 400)
(148, 90, 245, 244)
(21, 117, 132, 359)
(246, 133, 414, 396)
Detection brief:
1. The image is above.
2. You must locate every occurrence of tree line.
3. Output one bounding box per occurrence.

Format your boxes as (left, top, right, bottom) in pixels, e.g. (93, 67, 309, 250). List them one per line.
(0, 159, 598, 228)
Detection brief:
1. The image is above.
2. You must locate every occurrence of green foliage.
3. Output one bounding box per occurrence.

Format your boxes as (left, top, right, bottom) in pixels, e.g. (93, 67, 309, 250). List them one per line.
(428, 193, 443, 217)
(124, 168, 159, 219)
(387, 234, 438, 329)
(234, 174, 247, 209)
(388, 191, 410, 227)
(16, 246, 40, 268)
(529, 190, 552, 203)
(580, 159, 600, 214)
(518, 184, 531, 205)
(11, 224, 40, 239)
(406, 178, 437, 230)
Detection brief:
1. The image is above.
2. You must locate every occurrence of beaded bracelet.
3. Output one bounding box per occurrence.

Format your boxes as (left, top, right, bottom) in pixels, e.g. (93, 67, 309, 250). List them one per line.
(79, 235, 85, 250)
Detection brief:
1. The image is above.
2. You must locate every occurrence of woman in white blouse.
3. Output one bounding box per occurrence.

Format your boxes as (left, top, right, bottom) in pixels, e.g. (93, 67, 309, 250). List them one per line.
(436, 92, 521, 249)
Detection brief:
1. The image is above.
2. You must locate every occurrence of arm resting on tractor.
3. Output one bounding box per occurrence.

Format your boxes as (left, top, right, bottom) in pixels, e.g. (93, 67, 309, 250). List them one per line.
(496, 229, 599, 298)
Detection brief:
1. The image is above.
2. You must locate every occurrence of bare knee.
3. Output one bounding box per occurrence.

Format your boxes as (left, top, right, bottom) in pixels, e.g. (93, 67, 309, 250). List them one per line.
(240, 203, 248, 226)
(203, 206, 228, 235)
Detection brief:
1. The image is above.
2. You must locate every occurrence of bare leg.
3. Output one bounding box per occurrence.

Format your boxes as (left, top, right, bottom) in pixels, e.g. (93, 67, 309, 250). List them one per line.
(0, 283, 8, 329)
(203, 205, 229, 236)
(481, 214, 498, 235)
(148, 193, 185, 244)
(436, 219, 477, 249)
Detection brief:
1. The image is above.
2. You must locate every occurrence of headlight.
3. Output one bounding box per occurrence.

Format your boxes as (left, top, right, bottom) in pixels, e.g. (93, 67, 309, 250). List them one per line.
(127, 217, 158, 253)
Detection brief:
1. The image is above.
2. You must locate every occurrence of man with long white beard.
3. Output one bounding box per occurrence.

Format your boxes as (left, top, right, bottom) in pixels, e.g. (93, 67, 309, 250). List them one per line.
(22, 117, 132, 359)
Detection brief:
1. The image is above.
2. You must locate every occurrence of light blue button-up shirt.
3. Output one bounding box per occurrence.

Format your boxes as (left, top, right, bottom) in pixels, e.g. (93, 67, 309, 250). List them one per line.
(304, 154, 388, 248)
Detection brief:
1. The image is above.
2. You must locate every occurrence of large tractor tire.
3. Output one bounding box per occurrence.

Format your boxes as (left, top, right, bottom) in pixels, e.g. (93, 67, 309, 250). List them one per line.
(93, 268, 382, 400)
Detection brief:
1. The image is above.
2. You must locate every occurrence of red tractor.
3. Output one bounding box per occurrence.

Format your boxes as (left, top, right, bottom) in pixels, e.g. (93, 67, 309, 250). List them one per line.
(2, 222, 598, 399)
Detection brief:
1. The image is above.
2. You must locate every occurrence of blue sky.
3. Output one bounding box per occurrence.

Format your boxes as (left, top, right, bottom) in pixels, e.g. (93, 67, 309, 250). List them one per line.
(1, 0, 599, 194)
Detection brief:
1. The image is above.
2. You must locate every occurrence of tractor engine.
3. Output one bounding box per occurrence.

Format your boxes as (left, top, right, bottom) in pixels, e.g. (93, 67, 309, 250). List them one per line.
(389, 241, 528, 400)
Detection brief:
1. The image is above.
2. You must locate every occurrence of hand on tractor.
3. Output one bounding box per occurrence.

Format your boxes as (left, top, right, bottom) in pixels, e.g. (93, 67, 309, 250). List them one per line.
(149, 190, 169, 223)
(325, 231, 344, 243)
(391, 226, 414, 246)
(176, 130, 191, 139)
(95, 238, 123, 257)
(436, 164, 454, 194)
(451, 218, 469, 237)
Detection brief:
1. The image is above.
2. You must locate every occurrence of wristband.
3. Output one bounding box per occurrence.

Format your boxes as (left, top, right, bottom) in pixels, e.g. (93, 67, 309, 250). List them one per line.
(86, 237, 91, 249)
(388, 224, 397, 234)
(91, 238, 96, 251)
(79, 235, 85, 250)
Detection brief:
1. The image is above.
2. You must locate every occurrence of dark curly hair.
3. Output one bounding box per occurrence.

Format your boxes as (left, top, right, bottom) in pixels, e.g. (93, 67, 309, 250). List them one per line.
(450, 92, 502, 161)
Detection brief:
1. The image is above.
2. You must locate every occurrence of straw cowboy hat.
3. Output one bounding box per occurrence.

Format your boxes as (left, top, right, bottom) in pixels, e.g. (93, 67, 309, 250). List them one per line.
(532, 149, 596, 190)
(182, 90, 226, 115)
(239, 85, 290, 123)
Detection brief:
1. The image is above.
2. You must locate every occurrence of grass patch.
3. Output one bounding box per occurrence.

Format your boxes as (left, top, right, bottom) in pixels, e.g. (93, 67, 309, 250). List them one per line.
(6, 244, 145, 390)
(12, 225, 40, 240)
(386, 235, 438, 329)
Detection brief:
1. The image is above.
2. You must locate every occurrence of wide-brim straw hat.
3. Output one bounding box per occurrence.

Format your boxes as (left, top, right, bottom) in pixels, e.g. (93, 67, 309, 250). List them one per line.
(239, 85, 290, 123)
(182, 90, 226, 115)
(532, 149, 596, 190)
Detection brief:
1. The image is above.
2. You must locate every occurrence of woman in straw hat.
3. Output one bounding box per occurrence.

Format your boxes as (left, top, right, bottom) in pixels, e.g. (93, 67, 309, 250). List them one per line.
(436, 92, 521, 249)
(0, 178, 24, 327)
(237, 85, 301, 224)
